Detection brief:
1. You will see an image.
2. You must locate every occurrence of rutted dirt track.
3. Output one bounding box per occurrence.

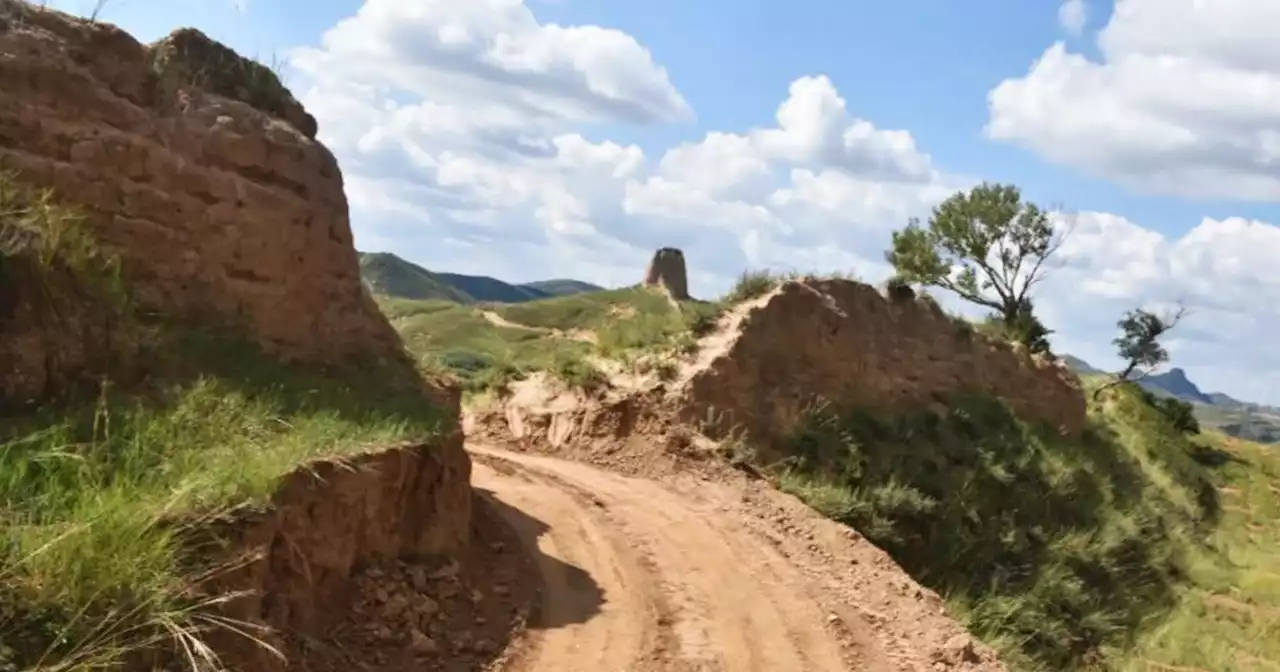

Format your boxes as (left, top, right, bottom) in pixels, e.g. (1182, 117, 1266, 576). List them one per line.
(470, 444, 1002, 672)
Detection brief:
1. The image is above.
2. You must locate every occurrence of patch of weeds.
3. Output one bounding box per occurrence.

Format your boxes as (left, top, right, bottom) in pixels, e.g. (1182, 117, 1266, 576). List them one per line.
(723, 269, 780, 304)
(653, 359, 679, 382)
(149, 30, 310, 136)
(716, 432, 757, 468)
(686, 310, 720, 337)
(0, 171, 127, 308)
(550, 353, 607, 391)
(0, 326, 446, 670)
(883, 275, 916, 302)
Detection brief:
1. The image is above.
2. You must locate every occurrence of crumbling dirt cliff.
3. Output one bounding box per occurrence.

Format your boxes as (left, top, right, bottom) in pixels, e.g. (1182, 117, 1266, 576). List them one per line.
(183, 437, 498, 672)
(680, 278, 1087, 452)
(474, 277, 1086, 464)
(1, 5, 480, 670)
(686, 277, 1085, 450)
(0, 0, 399, 375)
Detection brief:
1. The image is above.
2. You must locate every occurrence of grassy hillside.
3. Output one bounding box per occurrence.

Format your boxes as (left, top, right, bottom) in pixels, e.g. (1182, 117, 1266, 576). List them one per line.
(1, 180, 448, 670)
(775, 374, 1280, 670)
(358, 251, 472, 303)
(377, 287, 720, 392)
(358, 251, 603, 304)
(1062, 356, 1280, 445)
(521, 279, 604, 297)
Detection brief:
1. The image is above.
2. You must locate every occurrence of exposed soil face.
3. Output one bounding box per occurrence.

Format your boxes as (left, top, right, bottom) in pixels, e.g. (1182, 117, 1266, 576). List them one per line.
(176, 438, 475, 672)
(284, 489, 540, 672)
(0, 0, 402, 377)
(679, 279, 1087, 455)
(469, 444, 1002, 672)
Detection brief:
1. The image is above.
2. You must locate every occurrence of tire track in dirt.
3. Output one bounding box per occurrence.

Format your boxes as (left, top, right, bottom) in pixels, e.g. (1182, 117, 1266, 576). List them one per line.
(470, 445, 875, 672)
(472, 454, 682, 672)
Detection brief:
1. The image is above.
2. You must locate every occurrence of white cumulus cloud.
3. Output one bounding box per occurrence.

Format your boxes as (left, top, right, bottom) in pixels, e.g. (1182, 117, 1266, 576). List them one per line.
(1058, 0, 1088, 36)
(988, 0, 1280, 201)
(289, 0, 1280, 403)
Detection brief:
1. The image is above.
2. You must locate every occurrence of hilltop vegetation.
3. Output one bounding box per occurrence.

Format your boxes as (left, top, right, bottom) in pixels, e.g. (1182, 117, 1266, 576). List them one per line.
(776, 380, 1193, 669)
(377, 285, 721, 392)
(358, 251, 602, 304)
(1063, 357, 1280, 445)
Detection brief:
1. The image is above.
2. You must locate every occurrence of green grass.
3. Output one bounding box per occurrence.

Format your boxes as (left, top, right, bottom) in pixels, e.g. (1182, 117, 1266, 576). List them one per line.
(2, 172, 449, 670)
(492, 285, 718, 356)
(723, 269, 783, 304)
(380, 297, 594, 391)
(380, 287, 721, 392)
(0, 171, 126, 307)
(1116, 434, 1280, 672)
(502, 286, 721, 354)
(0, 329, 449, 671)
(776, 381, 1224, 670)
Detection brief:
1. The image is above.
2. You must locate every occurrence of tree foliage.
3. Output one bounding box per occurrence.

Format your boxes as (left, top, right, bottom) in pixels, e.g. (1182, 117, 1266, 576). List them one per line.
(887, 182, 1066, 329)
(1095, 305, 1188, 400)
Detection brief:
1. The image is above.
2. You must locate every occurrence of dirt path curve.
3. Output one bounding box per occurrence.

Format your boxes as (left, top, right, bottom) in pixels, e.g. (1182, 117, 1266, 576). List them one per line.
(479, 310, 597, 344)
(469, 444, 999, 672)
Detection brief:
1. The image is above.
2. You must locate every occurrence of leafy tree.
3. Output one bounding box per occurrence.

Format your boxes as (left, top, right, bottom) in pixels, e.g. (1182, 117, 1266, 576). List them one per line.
(1095, 305, 1188, 400)
(887, 182, 1067, 331)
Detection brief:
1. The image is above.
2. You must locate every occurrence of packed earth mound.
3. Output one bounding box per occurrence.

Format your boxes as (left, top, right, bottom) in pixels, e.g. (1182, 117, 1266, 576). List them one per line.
(466, 275, 1085, 469)
(643, 246, 692, 300)
(677, 277, 1088, 455)
(0, 0, 398, 374)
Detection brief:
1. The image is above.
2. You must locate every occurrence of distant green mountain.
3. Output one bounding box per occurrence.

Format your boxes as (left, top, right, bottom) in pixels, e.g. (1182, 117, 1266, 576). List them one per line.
(1062, 355, 1279, 444)
(1139, 368, 1213, 405)
(358, 252, 472, 303)
(1059, 354, 1102, 375)
(522, 279, 606, 297)
(357, 251, 604, 304)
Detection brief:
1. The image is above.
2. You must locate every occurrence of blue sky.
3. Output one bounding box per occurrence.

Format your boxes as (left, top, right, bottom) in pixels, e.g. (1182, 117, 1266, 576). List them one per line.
(47, 0, 1280, 402)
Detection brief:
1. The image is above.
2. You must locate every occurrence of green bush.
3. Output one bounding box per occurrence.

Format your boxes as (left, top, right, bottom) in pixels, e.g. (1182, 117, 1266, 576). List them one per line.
(723, 269, 779, 304)
(1138, 389, 1201, 435)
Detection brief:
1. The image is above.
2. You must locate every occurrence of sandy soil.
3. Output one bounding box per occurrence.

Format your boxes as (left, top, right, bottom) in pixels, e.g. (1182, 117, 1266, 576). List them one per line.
(470, 444, 1002, 672)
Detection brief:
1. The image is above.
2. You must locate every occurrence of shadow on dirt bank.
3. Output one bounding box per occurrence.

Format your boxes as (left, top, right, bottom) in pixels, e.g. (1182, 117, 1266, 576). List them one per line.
(285, 489, 603, 672)
(475, 487, 606, 631)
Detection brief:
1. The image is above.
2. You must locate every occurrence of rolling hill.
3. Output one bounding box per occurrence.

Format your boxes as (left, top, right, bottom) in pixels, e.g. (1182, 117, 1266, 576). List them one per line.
(358, 251, 604, 304)
(1061, 356, 1280, 443)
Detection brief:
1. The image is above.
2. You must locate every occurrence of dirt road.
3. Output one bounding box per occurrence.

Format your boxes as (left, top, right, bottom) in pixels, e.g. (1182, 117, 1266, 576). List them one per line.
(469, 444, 1001, 672)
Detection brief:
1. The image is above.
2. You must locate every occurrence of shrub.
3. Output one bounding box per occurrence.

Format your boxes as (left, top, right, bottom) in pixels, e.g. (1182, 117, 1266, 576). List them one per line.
(723, 269, 779, 304)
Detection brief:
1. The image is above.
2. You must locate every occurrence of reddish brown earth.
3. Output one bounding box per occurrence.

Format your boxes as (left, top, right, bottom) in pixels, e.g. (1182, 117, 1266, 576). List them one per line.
(467, 444, 1002, 672)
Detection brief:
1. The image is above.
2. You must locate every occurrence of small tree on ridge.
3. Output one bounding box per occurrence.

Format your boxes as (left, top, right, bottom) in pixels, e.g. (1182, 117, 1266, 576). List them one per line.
(1094, 304, 1188, 400)
(886, 182, 1069, 346)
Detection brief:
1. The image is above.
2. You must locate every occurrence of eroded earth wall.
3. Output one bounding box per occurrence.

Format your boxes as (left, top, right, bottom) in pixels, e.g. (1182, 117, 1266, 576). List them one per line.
(683, 278, 1087, 450)
(0, 1, 399, 375)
